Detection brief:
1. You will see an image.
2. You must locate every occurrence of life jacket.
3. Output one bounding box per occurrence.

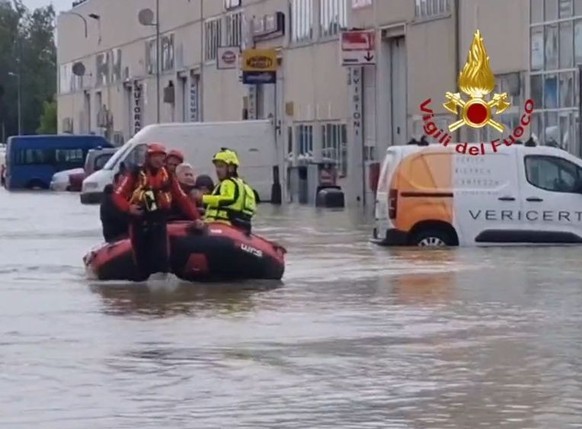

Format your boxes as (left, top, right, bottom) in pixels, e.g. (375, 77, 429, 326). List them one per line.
(205, 178, 245, 224)
(129, 166, 173, 212)
(237, 178, 256, 218)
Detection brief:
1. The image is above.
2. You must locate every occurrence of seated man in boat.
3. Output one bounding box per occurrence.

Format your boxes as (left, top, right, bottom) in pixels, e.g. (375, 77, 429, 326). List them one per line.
(165, 149, 184, 175)
(167, 163, 197, 221)
(193, 149, 256, 234)
(190, 174, 214, 216)
(100, 172, 129, 243)
(112, 143, 204, 279)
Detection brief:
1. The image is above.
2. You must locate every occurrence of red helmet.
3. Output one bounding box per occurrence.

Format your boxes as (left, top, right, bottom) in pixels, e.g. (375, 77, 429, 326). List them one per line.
(167, 149, 184, 163)
(147, 143, 167, 156)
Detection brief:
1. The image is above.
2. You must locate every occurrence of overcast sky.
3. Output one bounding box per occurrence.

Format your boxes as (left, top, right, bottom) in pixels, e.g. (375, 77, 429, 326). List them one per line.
(22, 0, 70, 13)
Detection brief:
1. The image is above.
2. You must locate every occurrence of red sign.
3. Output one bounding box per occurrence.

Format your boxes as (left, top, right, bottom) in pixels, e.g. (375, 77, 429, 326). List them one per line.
(222, 51, 236, 64)
(341, 30, 375, 51)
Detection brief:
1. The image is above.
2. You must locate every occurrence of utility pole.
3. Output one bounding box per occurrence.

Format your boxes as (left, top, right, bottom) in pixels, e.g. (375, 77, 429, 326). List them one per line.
(155, 0, 161, 123)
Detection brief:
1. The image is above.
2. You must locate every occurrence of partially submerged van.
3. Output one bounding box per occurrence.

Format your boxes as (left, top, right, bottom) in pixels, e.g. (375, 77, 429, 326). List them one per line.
(373, 141, 582, 246)
(81, 120, 279, 204)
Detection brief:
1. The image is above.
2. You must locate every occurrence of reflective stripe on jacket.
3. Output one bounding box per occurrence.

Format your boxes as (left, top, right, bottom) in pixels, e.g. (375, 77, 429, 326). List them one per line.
(129, 168, 172, 212)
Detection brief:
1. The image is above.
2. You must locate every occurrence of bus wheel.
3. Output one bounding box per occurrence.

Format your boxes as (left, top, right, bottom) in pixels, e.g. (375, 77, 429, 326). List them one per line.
(27, 179, 47, 190)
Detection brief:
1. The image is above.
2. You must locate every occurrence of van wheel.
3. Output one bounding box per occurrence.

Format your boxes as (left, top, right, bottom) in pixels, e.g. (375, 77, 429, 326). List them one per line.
(411, 229, 453, 247)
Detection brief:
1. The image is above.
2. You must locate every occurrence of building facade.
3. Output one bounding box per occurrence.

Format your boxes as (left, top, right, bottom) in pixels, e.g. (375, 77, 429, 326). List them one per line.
(56, 0, 529, 205)
(530, 0, 582, 155)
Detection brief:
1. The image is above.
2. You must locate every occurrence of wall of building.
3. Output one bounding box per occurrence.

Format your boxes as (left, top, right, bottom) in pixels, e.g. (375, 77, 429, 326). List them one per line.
(56, 0, 530, 205)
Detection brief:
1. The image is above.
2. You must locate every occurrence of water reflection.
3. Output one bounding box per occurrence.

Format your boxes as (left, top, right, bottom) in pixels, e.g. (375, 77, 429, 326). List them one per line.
(91, 280, 282, 317)
(389, 271, 456, 305)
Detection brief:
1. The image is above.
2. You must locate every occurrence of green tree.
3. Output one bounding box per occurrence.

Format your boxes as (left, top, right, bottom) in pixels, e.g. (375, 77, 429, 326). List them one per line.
(37, 98, 56, 134)
(0, 0, 56, 139)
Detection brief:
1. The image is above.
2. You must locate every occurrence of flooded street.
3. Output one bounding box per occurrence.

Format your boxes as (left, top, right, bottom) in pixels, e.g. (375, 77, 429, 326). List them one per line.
(3, 190, 582, 428)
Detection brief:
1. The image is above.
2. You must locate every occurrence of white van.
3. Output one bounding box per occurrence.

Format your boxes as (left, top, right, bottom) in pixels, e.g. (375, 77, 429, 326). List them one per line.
(81, 120, 278, 204)
(372, 141, 582, 246)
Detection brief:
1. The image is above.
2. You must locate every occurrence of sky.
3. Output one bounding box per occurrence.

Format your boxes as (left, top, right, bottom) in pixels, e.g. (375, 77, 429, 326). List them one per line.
(22, 0, 70, 13)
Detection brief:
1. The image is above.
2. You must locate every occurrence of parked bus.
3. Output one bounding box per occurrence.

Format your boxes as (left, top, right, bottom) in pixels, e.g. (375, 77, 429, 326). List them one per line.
(5, 135, 113, 190)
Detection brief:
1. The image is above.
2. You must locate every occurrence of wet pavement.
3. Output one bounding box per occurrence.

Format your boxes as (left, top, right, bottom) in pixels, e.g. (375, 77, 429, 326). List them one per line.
(2, 189, 582, 428)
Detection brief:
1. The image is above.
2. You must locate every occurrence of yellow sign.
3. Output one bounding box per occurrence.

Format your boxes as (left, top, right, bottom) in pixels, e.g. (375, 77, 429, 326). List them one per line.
(443, 30, 510, 133)
(241, 48, 278, 72)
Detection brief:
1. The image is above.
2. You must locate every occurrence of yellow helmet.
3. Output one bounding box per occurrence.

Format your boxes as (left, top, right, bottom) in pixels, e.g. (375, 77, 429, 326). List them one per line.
(214, 148, 239, 166)
(226, 150, 240, 166)
(212, 150, 231, 164)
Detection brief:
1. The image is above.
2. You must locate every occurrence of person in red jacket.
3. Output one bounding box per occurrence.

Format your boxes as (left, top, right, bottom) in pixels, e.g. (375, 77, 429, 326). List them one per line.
(166, 149, 184, 175)
(113, 143, 203, 279)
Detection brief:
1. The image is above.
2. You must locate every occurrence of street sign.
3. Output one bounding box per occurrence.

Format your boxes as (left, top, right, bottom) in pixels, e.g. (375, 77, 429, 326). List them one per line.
(217, 46, 239, 69)
(241, 48, 278, 84)
(340, 30, 376, 66)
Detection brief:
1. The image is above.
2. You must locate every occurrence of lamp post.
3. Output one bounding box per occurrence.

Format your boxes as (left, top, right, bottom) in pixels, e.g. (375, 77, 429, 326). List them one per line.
(62, 11, 88, 37)
(138, 2, 161, 123)
(8, 72, 21, 135)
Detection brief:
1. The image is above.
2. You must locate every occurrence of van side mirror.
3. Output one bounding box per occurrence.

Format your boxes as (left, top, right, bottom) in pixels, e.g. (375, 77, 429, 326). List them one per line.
(119, 161, 126, 174)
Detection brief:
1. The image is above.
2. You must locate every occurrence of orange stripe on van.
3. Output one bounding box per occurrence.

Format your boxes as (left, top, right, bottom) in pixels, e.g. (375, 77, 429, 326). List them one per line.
(389, 150, 453, 232)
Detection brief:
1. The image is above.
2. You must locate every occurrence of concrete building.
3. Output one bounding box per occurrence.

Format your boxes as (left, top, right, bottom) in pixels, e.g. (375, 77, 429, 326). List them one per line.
(56, 0, 531, 206)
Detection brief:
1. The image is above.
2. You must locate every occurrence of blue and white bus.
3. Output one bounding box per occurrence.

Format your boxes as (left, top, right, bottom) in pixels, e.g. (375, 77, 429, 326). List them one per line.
(5, 134, 113, 190)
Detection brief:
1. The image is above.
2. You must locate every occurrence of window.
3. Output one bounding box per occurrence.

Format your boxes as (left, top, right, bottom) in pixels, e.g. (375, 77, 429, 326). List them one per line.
(321, 123, 347, 176)
(545, 24, 558, 70)
(525, 155, 582, 192)
(560, 0, 573, 17)
(161, 34, 175, 72)
(55, 148, 84, 164)
(224, 12, 242, 47)
(415, 0, 450, 18)
(532, 0, 544, 23)
(14, 149, 52, 165)
(125, 144, 147, 168)
(495, 72, 522, 106)
(204, 18, 222, 61)
(531, 26, 544, 71)
(320, 0, 347, 38)
(559, 21, 573, 68)
(545, 0, 559, 20)
(296, 124, 313, 155)
(94, 154, 113, 171)
(224, 0, 241, 10)
(291, 0, 313, 43)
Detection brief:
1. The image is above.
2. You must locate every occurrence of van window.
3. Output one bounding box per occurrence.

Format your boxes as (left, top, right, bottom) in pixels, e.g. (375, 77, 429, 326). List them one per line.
(525, 155, 582, 193)
(94, 153, 113, 171)
(125, 144, 147, 168)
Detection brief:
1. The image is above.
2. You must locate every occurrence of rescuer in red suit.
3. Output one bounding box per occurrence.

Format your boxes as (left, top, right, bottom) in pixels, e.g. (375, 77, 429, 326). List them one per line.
(112, 143, 204, 279)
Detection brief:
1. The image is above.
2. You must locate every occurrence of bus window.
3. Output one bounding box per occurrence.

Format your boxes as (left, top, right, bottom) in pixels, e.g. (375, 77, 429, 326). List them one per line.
(55, 148, 84, 164)
(15, 149, 53, 165)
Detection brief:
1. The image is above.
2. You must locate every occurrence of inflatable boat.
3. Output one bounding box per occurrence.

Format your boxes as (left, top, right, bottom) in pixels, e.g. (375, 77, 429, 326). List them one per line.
(83, 222, 286, 282)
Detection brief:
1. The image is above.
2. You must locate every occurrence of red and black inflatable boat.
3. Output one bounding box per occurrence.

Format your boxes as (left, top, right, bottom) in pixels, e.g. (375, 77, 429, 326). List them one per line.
(83, 222, 286, 282)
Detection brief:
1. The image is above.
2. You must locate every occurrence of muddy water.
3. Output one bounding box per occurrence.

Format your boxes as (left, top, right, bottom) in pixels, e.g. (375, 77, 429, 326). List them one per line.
(2, 189, 582, 428)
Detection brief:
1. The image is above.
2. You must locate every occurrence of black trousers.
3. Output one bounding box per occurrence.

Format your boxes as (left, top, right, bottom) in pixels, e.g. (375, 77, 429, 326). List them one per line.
(129, 215, 169, 279)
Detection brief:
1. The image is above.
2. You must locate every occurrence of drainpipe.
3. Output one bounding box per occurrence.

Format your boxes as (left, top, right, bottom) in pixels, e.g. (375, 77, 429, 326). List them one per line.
(454, 0, 460, 142)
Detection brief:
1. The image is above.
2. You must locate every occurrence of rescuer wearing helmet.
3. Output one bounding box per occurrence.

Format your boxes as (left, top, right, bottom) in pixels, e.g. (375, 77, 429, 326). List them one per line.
(222, 149, 257, 228)
(165, 149, 184, 175)
(193, 148, 256, 233)
(113, 143, 204, 279)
